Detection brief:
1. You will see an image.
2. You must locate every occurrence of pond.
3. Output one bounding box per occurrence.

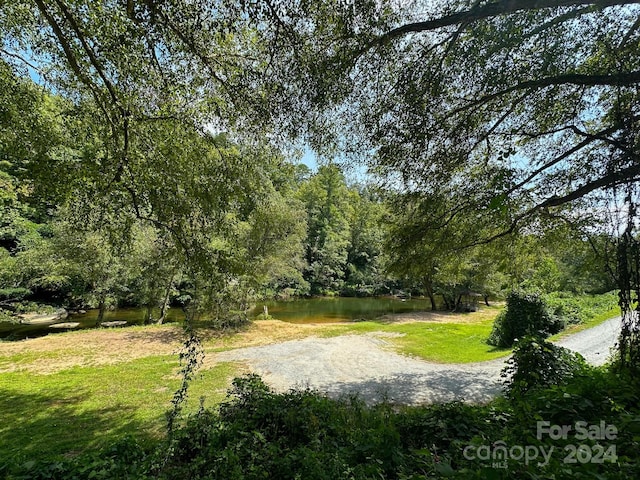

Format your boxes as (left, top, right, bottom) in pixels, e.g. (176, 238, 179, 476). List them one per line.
(0, 308, 184, 341)
(252, 296, 435, 323)
(0, 296, 433, 340)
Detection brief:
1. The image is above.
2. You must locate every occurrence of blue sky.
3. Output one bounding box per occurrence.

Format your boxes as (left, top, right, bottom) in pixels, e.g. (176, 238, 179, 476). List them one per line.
(300, 147, 319, 171)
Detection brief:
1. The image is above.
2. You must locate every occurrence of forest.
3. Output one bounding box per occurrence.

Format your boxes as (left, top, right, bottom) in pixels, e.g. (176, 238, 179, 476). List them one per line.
(0, 91, 617, 322)
(1, 0, 640, 478)
(0, 68, 617, 321)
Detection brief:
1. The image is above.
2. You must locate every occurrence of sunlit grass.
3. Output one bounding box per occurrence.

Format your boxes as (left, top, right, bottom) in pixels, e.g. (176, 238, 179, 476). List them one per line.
(317, 305, 511, 363)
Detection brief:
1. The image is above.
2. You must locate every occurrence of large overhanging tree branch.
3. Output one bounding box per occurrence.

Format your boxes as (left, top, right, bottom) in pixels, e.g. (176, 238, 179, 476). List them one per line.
(312, 0, 640, 228)
(298, 0, 640, 367)
(376, 0, 640, 43)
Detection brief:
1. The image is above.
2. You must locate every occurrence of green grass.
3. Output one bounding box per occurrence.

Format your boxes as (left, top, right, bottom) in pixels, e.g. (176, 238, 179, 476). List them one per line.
(314, 296, 619, 363)
(317, 306, 511, 363)
(386, 322, 510, 363)
(0, 356, 239, 461)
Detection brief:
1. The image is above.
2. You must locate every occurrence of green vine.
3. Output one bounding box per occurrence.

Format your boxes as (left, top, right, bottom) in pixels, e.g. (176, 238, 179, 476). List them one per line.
(615, 191, 640, 371)
(166, 311, 205, 435)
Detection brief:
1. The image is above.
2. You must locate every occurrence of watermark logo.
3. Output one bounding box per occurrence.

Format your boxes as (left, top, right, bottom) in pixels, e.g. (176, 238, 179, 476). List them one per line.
(463, 421, 618, 470)
(463, 441, 554, 469)
(537, 420, 618, 441)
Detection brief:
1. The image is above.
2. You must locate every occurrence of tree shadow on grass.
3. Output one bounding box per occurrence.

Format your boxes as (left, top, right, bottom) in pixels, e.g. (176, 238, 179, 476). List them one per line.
(486, 346, 511, 354)
(0, 386, 159, 464)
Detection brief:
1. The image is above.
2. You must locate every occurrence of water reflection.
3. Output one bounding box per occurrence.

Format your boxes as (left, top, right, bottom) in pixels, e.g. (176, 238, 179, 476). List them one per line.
(1, 296, 434, 340)
(0, 308, 184, 341)
(253, 297, 435, 324)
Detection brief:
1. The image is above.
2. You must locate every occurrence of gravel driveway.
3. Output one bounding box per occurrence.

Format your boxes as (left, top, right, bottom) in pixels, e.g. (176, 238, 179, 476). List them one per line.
(216, 317, 621, 405)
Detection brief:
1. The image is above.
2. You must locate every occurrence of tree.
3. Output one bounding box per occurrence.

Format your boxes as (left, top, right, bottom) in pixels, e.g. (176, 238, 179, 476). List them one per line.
(122, 226, 181, 325)
(344, 187, 386, 296)
(0, 60, 67, 252)
(297, 165, 353, 294)
(15, 217, 130, 321)
(237, 0, 640, 363)
(0, 1, 299, 302)
(5, 0, 640, 361)
(253, 0, 640, 232)
(383, 192, 474, 310)
(241, 191, 308, 298)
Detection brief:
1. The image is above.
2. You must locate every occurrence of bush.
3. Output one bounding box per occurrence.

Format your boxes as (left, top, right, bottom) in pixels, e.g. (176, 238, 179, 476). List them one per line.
(165, 374, 407, 480)
(487, 290, 564, 347)
(0, 287, 30, 302)
(543, 290, 619, 326)
(501, 335, 589, 398)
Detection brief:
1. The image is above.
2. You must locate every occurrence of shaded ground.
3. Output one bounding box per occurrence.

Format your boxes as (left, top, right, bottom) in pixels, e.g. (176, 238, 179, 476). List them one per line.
(217, 318, 622, 405)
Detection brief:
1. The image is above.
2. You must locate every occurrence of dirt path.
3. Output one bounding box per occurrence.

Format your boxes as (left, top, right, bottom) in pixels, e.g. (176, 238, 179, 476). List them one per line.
(555, 316, 621, 365)
(217, 318, 622, 405)
(217, 333, 505, 404)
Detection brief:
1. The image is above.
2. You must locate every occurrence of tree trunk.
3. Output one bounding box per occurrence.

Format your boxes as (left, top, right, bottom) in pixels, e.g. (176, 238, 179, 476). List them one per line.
(96, 299, 106, 326)
(157, 273, 175, 325)
(144, 305, 153, 325)
(441, 294, 452, 311)
(456, 293, 463, 311)
(616, 210, 640, 371)
(423, 278, 437, 311)
(484, 294, 490, 306)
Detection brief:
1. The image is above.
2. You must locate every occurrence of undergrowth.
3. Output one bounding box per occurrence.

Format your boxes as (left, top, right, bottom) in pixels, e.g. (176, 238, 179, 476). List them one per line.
(3, 368, 638, 479)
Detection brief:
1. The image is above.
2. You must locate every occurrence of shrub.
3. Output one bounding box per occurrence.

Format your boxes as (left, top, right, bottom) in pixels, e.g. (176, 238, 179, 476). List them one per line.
(501, 335, 589, 398)
(487, 290, 564, 347)
(0, 287, 31, 302)
(544, 290, 619, 326)
(163, 374, 409, 479)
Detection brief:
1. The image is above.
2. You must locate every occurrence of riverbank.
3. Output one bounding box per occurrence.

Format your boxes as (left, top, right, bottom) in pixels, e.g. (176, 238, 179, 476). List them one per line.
(0, 306, 505, 460)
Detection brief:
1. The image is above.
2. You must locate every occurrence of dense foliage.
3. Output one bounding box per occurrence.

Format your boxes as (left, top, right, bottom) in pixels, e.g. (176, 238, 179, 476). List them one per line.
(488, 291, 565, 348)
(501, 336, 589, 397)
(0, 67, 616, 322)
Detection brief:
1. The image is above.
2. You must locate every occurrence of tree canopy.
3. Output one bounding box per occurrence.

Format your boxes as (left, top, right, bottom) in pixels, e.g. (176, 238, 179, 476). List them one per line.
(8, 1, 639, 229)
(2, 1, 638, 348)
(263, 0, 640, 239)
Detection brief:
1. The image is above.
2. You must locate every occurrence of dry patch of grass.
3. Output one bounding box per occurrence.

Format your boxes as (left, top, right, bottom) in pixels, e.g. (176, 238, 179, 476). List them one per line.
(377, 304, 504, 325)
(0, 325, 184, 374)
(0, 321, 333, 374)
(203, 320, 330, 351)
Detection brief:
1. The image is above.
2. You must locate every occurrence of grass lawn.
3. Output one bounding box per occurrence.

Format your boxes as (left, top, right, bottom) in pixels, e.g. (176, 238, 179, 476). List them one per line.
(316, 305, 511, 363)
(0, 353, 239, 461)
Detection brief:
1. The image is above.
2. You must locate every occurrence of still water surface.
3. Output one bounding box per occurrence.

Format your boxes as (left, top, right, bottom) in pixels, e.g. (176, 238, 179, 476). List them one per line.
(0, 297, 432, 340)
(252, 296, 434, 323)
